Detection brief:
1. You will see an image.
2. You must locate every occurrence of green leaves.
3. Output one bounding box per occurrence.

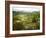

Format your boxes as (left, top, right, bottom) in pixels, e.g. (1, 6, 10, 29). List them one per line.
(13, 11, 40, 30)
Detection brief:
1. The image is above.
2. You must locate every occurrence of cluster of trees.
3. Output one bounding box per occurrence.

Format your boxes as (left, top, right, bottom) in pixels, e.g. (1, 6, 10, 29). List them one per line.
(13, 11, 40, 30)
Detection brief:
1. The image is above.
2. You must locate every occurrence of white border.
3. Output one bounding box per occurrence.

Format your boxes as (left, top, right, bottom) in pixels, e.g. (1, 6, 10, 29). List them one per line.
(10, 4, 43, 34)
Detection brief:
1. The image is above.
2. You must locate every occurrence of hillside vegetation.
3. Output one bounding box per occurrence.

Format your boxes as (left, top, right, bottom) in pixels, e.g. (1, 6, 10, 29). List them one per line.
(13, 11, 40, 30)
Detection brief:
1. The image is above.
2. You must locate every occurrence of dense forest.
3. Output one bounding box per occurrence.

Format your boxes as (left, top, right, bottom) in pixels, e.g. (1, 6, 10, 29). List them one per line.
(13, 11, 40, 30)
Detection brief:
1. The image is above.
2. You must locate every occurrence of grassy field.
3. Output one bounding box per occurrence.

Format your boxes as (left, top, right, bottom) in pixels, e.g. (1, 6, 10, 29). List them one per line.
(13, 11, 40, 30)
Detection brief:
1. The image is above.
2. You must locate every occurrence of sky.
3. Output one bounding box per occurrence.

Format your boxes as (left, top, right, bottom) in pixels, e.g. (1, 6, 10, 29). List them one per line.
(12, 5, 40, 13)
(13, 7, 40, 12)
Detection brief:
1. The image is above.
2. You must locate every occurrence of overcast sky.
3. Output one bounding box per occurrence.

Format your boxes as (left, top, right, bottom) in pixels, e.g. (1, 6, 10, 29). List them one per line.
(13, 7, 40, 12)
(12, 5, 40, 12)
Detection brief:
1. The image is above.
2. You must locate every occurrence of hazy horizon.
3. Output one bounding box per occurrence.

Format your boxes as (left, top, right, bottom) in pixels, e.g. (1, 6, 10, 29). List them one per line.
(13, 7, 40, 13)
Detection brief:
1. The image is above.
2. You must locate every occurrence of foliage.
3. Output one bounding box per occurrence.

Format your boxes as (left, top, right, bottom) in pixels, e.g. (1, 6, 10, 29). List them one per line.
(13, 11, 40, 30)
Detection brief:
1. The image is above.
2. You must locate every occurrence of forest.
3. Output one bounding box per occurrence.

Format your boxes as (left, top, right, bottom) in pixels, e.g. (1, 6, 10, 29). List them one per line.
(13, 11, 40, 30)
